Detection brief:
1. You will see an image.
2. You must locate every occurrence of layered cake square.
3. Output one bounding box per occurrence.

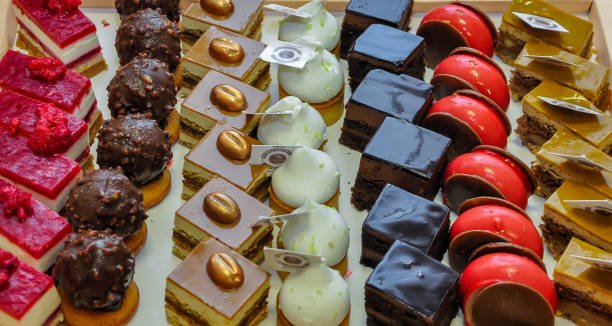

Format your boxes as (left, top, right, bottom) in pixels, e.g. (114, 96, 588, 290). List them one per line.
(517, 80, 612, 154)
(180, 71, 270, 148)
(339, 69, 434, 152)
(362, 184, 450, 268)
(12, 0, 107, 77)
(541, 180, 611, 258)
(182, 27, 270, 90)
(165, 238, 270, 326)
(341, 0, 414, 58)
(496, 0, 593, 65)
(553, 238, 612, 325)
(182, 124, 269, 201)
(347, 24, 425, 89)
(365, 241, 459, 325)
(173, 177, 273, 262)
(0, 180, 72, 272)
(352, 117, 450, 210)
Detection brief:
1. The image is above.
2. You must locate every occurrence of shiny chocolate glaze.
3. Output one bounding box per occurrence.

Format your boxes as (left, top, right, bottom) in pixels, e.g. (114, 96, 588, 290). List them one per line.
(352, 24, 424, 66)
(346, 0, 413, 25)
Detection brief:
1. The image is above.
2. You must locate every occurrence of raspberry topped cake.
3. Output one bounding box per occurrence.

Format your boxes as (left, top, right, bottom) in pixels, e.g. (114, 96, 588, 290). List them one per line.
(12, 0, 107, 77)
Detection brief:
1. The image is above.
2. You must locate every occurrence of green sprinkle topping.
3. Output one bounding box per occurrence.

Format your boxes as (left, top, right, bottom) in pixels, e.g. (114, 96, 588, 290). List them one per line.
(319, 17, 325, 27)
(303, 124, 308, 133)
(306, 23, 314, 31)
(316, 289, 323, 295)
(318, 162, 325, 168)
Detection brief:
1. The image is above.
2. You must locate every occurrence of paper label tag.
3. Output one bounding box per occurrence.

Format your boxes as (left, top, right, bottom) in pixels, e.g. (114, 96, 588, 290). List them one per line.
(513, 12, 569, 33)
(564, 199, 612, 216)
(251, 211, 309, 227)
(263, 247, 325, 273)
(264, 4, 312, 19)
(246, 111, 296, 117)
(545, 152, 612, 172)
(571, 255, 612, 271)
(250, 145, 301, 168)
(538, 96, 602, 115)
(524, 55, 580, 67)
(259, 40, 317, 69)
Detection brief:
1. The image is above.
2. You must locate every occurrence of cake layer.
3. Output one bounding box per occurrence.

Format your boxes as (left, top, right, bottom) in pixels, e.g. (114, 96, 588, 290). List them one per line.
(182, 0, 264, 36)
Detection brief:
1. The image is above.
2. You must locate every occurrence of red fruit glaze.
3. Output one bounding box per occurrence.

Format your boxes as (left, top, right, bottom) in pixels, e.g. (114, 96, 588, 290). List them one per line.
(450, 205, 543, 257)
(27, 108, 72, 155)
(0, 250, 18, 286)
(0, 249, 55, 319)
(0, 184, 32, 220)
(427, 94, 508, 148)
(46, 0, 81, 14)
(434, 53, 510, 110)
(26, 58, 66, 82)
(460, 253, 557, 311)
(420, 4, 495, 57)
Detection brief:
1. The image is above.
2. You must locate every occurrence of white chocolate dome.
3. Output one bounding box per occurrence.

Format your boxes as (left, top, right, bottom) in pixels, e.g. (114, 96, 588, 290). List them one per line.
(278, 0, 340, 52)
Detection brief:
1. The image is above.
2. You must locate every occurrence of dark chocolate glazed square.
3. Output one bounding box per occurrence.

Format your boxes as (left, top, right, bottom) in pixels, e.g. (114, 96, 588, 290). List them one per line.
(361, 184, 450, 268)
(365, 241, 459, 325)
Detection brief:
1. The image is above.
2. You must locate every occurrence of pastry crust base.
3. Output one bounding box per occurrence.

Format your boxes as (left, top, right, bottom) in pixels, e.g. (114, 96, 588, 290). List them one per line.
(165, 110, 181, 145)
(125, 222, 148, 256)
(276, 294, 349, 326)
(268, 186, 340, 216)
(88, 110, 104, 144)
(139, 169, 171, 209)
(280, 86, 345, 126)
(277, 255, 348, 281)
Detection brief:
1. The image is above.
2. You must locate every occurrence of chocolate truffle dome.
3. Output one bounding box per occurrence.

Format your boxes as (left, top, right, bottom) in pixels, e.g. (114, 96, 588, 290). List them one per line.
(108, 56, 176, 125)
(63, 168, 147, 238)
(115, 0, 180, 21)
(54, 230, 135, 311)
(115, 8, 181, 71)
(97, 114, 172, 185)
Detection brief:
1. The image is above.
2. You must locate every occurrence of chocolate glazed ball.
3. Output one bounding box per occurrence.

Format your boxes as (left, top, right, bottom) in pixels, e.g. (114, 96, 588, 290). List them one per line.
(63, 168, 148, 239)
(54, 230, 135, 311)
(115, 8, 181, 71)
(97, 114, 172, 185)
(115, 0, 180, 22)
(108, 56, 176, 126)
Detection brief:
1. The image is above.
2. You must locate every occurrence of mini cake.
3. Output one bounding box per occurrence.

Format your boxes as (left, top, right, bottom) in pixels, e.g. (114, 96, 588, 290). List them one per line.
(107, 56, 180, 144)
(97, 114, 173, 208)
(461, 253, 557, 326)
(0, 51, 101, 141)
(278, 0, 341, 55)
(0, 128, 81, 212)
(496, 0, 593, 65)
(432, 47, 510, 111)
(115, 0, 180, 21)
(417, 2, 497, 67)
(63, 169, 148, 255)
(257, 96, 327, 150)
(180, 70, 270, 148)
(278, 37, 344, 126)
(341, 0, 413, 58)
(182, 124, 269, 201)
(277, 264, 350, 326)
(182, 26, 269, 89)
(339, 69, 434, 152)
(423, 90, 511, 159)
(361, 184, 450, 268)
(182, 0, 264, 49)
(115, 9, 181, 73)
(0, 180, 72, 272)
(173, 177, 273, 261)
(165, 238, 271, 326)
(347, 24, 425, 89)
(0, 250, 63, 326)
(269, 147, 340, 215)
(0, 89, 91, 168)
(554, 238, 612, 325)
(352, 117, 450, 211)
(510, 42, 610, 110)
(365, 241, 459, 325)
(518, 80, 612, 154)
(541, 180, 611, 258)
(278, 200, 350, 275)
(53, 230, 138, 326)
(12, 0, 107, 77)
(532, 131, 612, 198)
(443, 146, 536, 212)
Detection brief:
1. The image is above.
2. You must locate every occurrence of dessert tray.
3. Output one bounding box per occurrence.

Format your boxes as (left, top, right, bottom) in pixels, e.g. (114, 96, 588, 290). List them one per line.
(0, 0, 610, 325)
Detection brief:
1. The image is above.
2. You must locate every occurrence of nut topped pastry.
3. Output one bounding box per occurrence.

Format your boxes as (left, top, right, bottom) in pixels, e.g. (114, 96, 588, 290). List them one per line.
(115, 0, 180, 21)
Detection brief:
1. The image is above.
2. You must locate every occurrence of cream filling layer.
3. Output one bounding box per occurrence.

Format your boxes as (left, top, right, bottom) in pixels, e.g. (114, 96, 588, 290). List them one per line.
(0, 172, 80, 212)
(64, 132, 89, 161)
(0, 232, 68, 272)
(76, 89, 96, 121)
(0, 286, 61, 326)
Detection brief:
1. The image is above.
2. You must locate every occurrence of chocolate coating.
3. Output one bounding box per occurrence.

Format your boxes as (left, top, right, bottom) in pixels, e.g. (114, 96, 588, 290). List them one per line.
(108, 56, 177, 126)
(64, 168, 147, 238)
(53, 230, 135, 311)
(115, 0, 180, 21)
(97, 114, 172, 185)
(115, 8, 181, 71)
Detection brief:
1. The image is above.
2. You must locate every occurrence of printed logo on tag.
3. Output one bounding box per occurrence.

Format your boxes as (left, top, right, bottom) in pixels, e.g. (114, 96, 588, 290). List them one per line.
(524, 55, 580, 67)
(538, 96, 602, 115)
(250, 145, 302, 168)
(264, 247, 325, 273)
(545, 152, 612, 173)
(570, 255, 612, 271)
(564, 199, 612, 216)
(259, 40, 317, 69)
(513, 12, 569, 33)
(264, 4, 312, 19)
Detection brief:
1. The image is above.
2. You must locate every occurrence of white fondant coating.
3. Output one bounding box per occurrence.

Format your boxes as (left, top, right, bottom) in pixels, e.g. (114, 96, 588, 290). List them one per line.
(278, 0, 340, 52)
(257, 96, 326, 149)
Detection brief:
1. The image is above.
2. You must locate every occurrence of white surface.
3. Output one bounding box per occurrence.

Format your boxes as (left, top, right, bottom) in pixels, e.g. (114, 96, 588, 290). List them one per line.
(81, 9, 575, 326)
